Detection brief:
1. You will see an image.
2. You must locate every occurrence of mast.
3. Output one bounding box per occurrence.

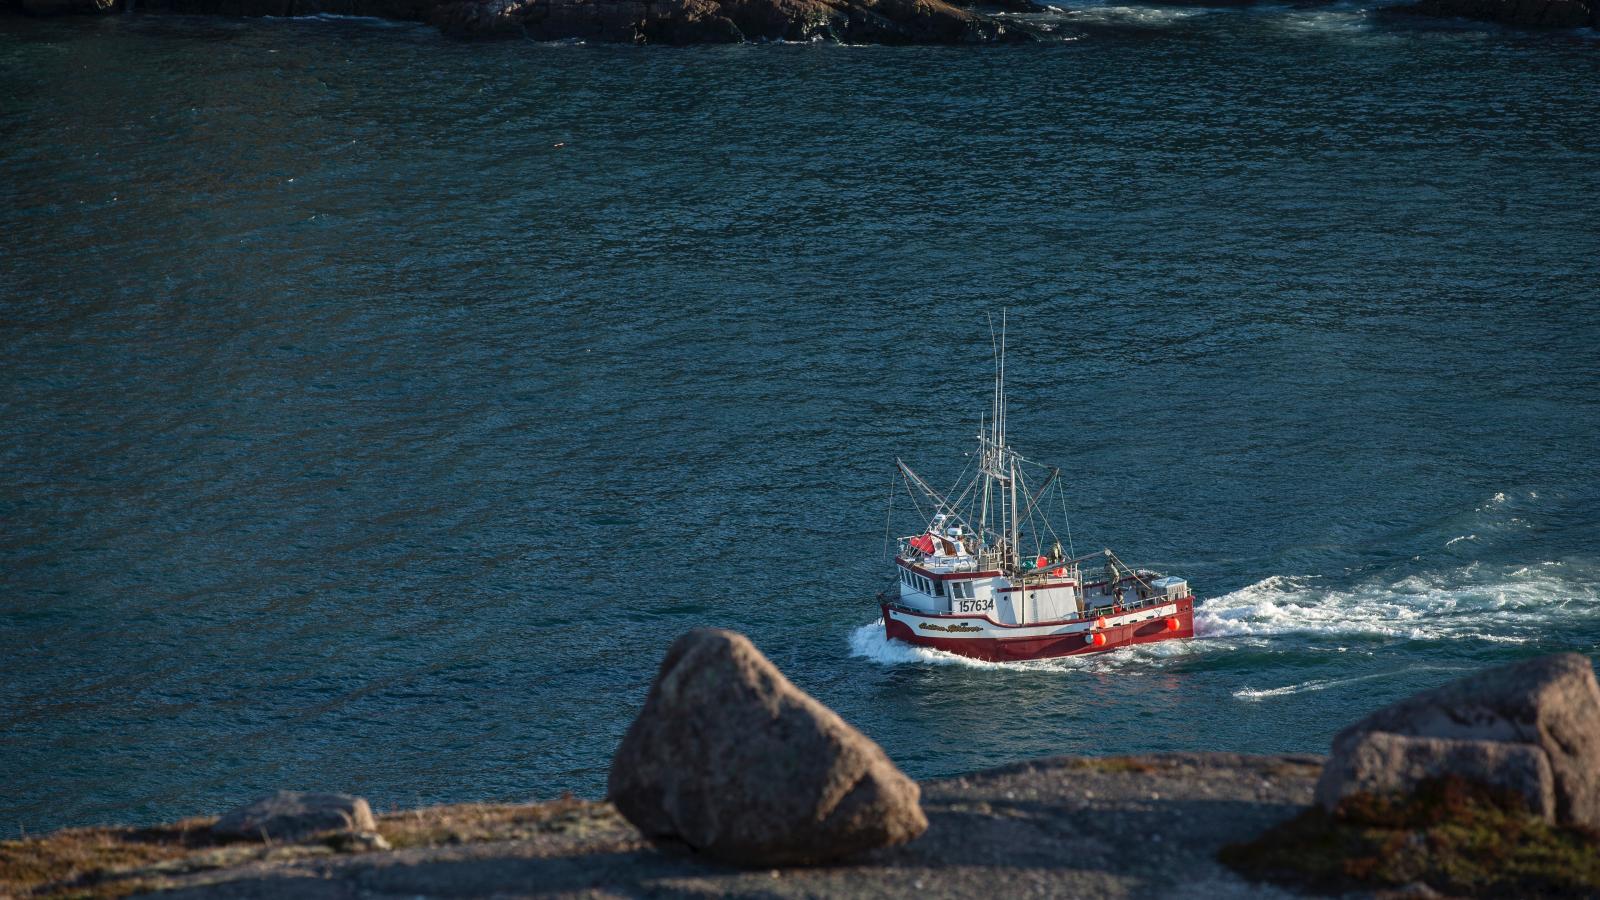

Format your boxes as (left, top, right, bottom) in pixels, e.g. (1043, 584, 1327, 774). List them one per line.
(978, 412, 991, 541)
(977, 310, 1019, 572)
(1008, 453, 1019, 572)
(1002, 312, 1018, 572)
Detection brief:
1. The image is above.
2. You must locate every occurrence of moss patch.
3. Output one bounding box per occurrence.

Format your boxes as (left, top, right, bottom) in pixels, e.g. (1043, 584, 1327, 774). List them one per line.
(1220, 776, 1600, 897)
(1066, 756, 1163, 774)
(377, 795, 623, 850)
(0, 818, 222, 899)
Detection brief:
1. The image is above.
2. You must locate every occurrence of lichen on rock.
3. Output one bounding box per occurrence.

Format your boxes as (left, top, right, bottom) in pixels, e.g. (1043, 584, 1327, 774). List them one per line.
(1317, 652, 1600, 829)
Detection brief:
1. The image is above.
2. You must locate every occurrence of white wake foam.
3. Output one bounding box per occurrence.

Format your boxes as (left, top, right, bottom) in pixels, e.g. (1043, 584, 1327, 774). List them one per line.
(1233, 665, 1468, 701)
(262, 12, 415, 24)
(1197, 561, 1597, 644)
(1274, 8, 1373, 34)
(1059, 5, 1208, 27)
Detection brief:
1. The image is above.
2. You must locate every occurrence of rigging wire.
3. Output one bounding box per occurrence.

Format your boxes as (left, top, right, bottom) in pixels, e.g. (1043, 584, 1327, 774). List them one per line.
(901, 472, 929, 528)
(940, 454, 977, 524)
(1057, 477, 1076, 560)
(884, 468, 897, 564)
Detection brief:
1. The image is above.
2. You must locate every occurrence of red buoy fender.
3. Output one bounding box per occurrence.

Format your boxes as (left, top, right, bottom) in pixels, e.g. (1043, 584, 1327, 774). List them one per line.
(1094, 616, 1108, 629)
(1093, 633, 1107, 647)
(1166, 617, 1181, 632)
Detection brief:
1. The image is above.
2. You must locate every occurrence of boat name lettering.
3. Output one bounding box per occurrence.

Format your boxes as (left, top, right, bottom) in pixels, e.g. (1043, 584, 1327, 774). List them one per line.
(918, 622, 984, 633)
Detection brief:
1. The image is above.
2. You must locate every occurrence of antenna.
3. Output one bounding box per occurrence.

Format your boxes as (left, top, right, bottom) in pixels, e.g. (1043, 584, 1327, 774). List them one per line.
(992, 307, 1004, 451)
(987, 313, 1000, 454)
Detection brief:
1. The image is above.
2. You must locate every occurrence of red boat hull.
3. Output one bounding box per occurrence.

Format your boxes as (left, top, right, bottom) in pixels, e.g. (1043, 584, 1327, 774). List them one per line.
(881, 596, 1196, 662)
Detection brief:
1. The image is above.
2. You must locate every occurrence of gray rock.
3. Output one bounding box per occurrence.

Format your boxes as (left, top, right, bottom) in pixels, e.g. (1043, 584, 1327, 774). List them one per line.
(1323, 653, 1600, 827)
(608, 628, 928, 866)
(1315, 731, 1556, 820)
(213, 790, 378, 842)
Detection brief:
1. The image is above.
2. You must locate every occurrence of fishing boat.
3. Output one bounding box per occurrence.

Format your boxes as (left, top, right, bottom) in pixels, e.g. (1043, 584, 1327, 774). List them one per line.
(878, 320, 1196, 662)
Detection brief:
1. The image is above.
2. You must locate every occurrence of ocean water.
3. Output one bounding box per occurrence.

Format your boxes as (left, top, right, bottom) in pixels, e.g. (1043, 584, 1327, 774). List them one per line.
(2, 7, 1599, 834)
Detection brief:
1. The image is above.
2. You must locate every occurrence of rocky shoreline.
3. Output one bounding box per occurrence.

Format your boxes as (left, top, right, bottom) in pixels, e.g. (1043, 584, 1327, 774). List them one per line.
(5, 0, 1594, 42)
(1, 753, 1323, 899)
(2, 0, 1040, 43)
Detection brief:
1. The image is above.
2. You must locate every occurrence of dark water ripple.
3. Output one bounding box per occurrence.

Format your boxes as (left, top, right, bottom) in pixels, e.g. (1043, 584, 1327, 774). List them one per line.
(1, 9, 1599, 832)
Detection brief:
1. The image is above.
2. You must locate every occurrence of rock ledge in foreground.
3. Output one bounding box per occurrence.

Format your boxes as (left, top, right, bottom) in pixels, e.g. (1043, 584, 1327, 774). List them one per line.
(1316, 731, 1556, 820)
(1316, 652, 1600, 828)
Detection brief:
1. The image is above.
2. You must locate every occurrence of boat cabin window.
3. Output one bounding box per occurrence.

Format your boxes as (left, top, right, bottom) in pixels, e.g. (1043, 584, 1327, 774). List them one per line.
(951, 581, 974, 600)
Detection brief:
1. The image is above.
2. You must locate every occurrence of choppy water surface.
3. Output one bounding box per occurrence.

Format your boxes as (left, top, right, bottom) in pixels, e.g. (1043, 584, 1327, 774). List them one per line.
(2, 8, 1598, 832)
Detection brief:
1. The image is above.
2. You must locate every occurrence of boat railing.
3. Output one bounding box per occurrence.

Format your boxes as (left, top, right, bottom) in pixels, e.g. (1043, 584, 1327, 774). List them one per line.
(1082, 587, 1190, 617)
(883, 588, 1189, 624)
(897, 551, 982, 573)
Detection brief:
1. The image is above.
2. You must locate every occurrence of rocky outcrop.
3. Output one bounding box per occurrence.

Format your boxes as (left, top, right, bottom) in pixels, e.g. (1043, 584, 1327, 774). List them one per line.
(1396, 0, 1596, 28)
(1316, 731, 1556, 820)
(212, 790, 379, 842)
(1315, 653, 1600, 827)
(125, 0, 433, 19)
(426, 0, 1025, 43)
(10, 0, 113, 14)
(607, 628, 927, 866)
(5, 0, 1031, 44)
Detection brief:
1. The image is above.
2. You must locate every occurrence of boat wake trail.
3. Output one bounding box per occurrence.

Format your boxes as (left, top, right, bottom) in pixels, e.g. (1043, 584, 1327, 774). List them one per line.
(1232, 666, 1465, 701)
(1197, 560, 1599, 644)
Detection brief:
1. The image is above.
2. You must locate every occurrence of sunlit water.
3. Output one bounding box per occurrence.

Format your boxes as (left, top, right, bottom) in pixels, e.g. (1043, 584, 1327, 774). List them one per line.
(2, 7, 1598, 833)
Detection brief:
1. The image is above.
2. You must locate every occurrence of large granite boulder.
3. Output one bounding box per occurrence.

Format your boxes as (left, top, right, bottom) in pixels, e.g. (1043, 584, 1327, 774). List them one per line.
(1316, 653, 1600, 827)
(608, 628, 927, 866)
(213, 790, 379, 842)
